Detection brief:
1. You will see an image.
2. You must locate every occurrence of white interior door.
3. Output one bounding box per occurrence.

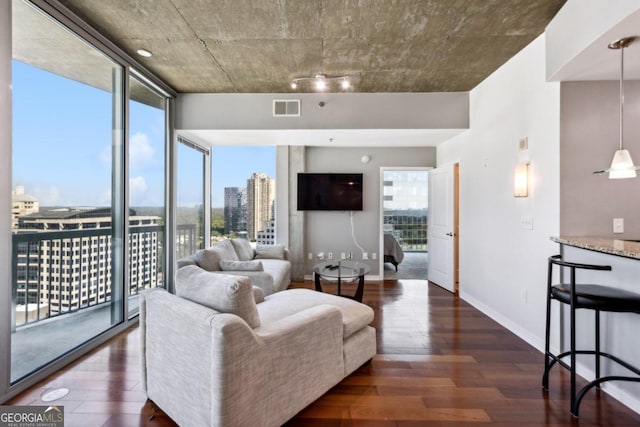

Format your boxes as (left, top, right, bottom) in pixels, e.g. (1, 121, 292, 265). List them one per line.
(427, 164, 455, 292)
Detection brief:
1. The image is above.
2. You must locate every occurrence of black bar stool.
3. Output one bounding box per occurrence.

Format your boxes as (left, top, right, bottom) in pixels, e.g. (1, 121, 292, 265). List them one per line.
(542, 254, 640, 417)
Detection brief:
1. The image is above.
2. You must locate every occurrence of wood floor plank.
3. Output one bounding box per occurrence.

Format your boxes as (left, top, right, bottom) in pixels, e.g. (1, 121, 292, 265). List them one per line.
(5, 279, 640, 426)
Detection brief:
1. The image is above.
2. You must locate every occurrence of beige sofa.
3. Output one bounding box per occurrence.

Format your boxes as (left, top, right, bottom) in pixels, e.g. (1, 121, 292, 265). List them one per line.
(140, 269, 376, 427)
(178, 238, 291, 295)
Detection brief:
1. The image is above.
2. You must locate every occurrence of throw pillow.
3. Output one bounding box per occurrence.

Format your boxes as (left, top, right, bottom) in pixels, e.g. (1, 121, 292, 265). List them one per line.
(195, 239, 239, 271)
(254, 244, 285, 260)
(175, 265, 260, 328)
(220, 260, 264, 271)
(230, 238, 255, 261)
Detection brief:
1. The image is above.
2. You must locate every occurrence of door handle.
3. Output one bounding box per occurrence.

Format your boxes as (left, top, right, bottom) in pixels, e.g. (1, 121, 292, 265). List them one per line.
(446, 232, 454, 237)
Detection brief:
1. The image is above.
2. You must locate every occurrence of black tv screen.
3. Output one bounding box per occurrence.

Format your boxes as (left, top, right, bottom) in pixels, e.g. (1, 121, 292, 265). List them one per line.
(297, 173, 363, 211)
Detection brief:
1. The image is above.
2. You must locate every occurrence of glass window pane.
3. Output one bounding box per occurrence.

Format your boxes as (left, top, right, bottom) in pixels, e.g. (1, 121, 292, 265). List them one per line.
(177, 141, 205, 257)
(127, 75, 166, 318)
(212, 146, 276, 243)
(11, 0, 124, 382)
(383, 170, 429, 251)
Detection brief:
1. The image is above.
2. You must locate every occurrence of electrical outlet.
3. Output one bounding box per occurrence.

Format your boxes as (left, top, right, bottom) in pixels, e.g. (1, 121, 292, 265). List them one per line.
(372, 252, 377, 260)
(362, 252, 368, 260)
(341, 252, 346, 260)
(613, 218, 624, 234)
(327, 252, 333, 260)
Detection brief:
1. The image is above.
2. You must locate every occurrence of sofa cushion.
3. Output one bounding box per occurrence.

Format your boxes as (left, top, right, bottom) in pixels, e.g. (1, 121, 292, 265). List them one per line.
(255, 244, 285, 260)
(260, 259, 291, 293)
(231, 238, 255, 261)
(195, 239, 239, 271)
(220, 260, 264, 271)
(257, 288, 373, 338)
(175, 265, 260, 328)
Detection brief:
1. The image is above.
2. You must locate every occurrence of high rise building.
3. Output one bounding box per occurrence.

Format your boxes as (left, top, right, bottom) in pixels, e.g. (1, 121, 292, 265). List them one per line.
(11, 185, 39, 231)
(256, 219, 275, 245)
(14, 208, 161, 323)
(223, 187, 245, 235)
(246, 172, 274, 241)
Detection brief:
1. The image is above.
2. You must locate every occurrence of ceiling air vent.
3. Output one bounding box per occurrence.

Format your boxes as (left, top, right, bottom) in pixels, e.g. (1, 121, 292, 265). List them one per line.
(273, 99, 300, 117)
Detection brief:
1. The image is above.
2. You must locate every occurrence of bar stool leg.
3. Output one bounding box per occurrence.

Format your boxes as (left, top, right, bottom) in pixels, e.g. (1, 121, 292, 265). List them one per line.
(542, 261, 553, 390)
(570, 294, 578, 417)
(595, 310, 601, 389)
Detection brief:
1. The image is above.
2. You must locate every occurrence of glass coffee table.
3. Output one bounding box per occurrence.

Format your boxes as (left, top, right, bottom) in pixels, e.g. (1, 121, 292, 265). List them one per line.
(313, 260, 370, 302)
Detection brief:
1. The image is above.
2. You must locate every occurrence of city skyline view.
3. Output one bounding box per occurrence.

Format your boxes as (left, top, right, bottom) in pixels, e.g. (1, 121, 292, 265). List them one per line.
(13, 60, 275, 210)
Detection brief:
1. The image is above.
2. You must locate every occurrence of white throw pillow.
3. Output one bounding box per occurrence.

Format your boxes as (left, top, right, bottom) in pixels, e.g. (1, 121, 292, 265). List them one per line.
(195, 239, 239, 271)
(231, 238, 255, 261)
(254, 244, 285, 260)
(175, 265, 260, 328)
(219, 260, 264, 271)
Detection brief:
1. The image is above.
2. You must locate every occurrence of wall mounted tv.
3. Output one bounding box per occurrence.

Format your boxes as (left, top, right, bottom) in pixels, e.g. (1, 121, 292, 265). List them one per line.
(297, 173, 363, 211)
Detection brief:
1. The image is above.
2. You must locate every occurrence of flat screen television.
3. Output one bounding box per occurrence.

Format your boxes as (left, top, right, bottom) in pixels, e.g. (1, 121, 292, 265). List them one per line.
(297, 173, 363, 211)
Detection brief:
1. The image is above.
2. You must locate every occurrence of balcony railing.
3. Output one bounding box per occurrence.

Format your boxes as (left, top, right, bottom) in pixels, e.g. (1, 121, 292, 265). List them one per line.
(11, 224, 196, 329)
(383, 213, 428, 251)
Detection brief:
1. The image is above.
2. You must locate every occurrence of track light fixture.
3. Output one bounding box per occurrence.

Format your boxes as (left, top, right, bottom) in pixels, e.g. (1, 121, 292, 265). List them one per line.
(291, 74, 352, 92)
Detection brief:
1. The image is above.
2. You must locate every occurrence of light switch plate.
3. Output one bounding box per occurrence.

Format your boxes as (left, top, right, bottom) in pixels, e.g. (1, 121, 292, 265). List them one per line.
(521, 216, 533, 230)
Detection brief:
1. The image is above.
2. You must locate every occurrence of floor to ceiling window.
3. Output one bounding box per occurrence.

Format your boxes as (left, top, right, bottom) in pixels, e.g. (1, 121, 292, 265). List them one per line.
(11, 0, 125, 382)
(127, 75, 167, 318)
(382, 169, 429, 279)
(177, 138, 208, 258)
(383, 170, 429, 251)
(8, 0, 171, 386)
(211, 146, 276, 244)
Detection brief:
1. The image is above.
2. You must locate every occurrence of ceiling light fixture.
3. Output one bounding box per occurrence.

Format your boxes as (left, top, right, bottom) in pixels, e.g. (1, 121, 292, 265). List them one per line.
(136, 49, 153, 58)
(291, 74, 352, 92)
(594, 36, 640, 179)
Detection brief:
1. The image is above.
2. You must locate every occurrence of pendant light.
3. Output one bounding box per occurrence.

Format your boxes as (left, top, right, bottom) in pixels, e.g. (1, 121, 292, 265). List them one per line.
(594, 37, 640, 179)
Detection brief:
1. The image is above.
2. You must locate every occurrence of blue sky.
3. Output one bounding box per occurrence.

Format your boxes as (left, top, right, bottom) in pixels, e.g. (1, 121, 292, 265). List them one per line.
(13, 60, 274, 209)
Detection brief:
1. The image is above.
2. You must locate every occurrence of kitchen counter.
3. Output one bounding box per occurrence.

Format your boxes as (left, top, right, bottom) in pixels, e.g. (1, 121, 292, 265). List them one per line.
(551, 236, 640, 260)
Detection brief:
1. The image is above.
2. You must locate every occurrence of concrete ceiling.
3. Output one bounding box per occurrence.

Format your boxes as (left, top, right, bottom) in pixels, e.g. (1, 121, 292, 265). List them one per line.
(56, 0, 567, 94)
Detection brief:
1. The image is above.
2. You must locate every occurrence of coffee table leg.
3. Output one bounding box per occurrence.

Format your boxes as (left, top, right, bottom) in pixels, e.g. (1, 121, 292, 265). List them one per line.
(353, 274, 365, 302)
(314, 272, 323, 292)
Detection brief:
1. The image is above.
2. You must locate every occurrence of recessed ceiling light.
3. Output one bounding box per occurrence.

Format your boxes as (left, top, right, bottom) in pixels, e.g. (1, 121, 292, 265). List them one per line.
(136, 49, 152, 58)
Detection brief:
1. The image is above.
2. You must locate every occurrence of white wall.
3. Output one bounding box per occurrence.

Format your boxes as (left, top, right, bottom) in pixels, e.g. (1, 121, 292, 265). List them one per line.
(302, 146, 436, 278)
(176, 92, 469, 130)
(546, 0, 640, 81)
(438, 34, 560, 349)
(560, 81, 640, 237)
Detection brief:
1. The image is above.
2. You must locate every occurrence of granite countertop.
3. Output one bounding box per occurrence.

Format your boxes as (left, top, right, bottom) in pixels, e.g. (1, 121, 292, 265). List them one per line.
(551, 236, 640, 260)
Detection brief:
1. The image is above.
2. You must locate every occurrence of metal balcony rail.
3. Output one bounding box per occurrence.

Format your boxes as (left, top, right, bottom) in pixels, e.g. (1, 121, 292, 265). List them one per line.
(11, 223, 196, 329)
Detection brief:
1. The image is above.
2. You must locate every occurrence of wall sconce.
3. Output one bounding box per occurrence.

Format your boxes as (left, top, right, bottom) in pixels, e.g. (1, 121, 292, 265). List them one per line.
(514, 162, 529, 197)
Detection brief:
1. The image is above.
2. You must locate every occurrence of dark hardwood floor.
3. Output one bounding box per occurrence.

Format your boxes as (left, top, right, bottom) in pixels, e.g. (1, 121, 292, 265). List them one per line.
(7, 279, 640, 426)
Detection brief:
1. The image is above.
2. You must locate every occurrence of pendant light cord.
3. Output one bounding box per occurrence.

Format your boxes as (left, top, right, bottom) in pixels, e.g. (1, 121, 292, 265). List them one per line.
(620, 41, 625, 151)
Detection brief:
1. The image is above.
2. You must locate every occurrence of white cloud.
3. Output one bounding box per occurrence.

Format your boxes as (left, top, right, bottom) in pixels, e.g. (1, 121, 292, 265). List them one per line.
(130, 132, 154, 171)
(129, 176, 148, 205)
(98, 131, 154, 171)
(31, 185, 62, 206)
